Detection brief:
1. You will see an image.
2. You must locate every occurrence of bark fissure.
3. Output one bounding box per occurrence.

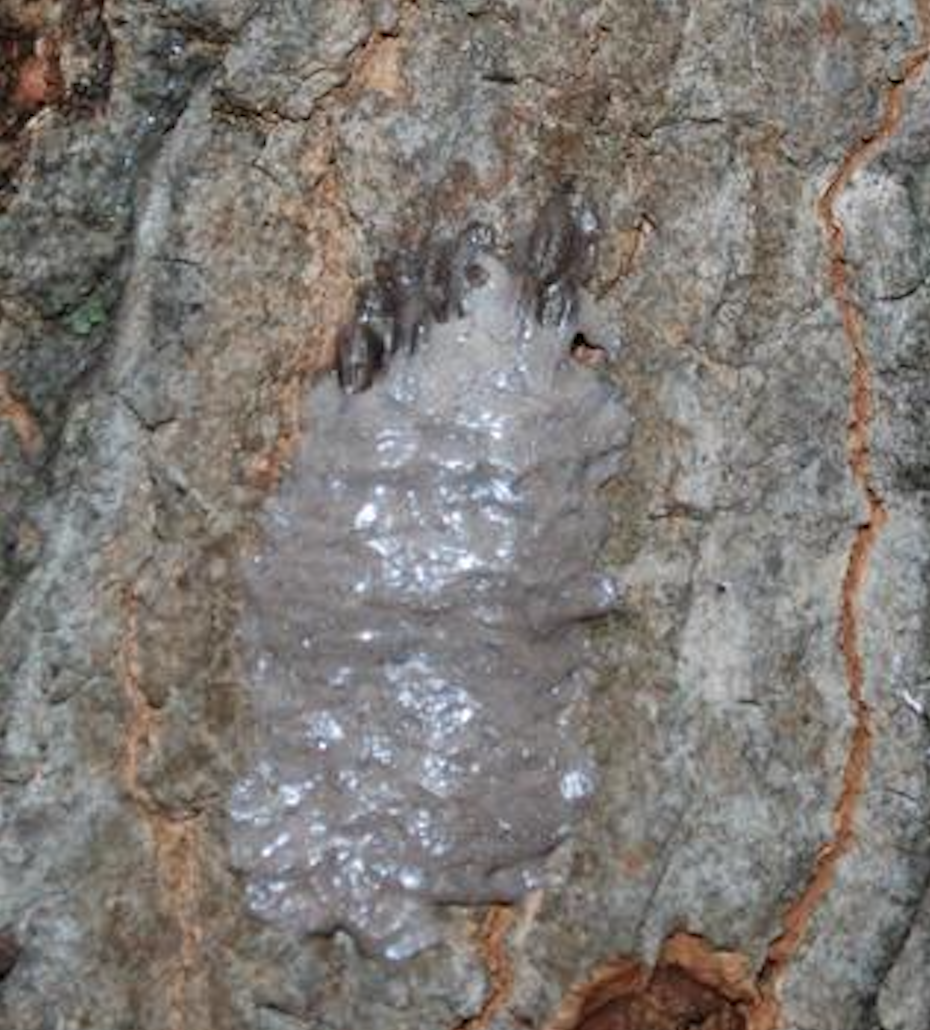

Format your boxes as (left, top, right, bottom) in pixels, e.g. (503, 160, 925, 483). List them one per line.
(458, 907, 518, 1030)
(0, 371, 43, 459)
(544, 932, 758, 1030)
(118, 586, 207, 1030)
(748, 34, 930, 1030)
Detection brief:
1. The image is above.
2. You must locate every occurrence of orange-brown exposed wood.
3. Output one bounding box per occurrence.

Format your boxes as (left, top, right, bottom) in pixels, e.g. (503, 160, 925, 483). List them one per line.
(0, 372, 43, 459)
(546, 932, 757, 1030)
(457, 906, 519, 1030)
(118, 587, 208, 1030)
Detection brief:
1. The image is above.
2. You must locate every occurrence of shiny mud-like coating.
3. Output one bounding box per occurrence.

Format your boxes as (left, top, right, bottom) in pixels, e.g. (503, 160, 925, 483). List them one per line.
(229, 201, 630, 959)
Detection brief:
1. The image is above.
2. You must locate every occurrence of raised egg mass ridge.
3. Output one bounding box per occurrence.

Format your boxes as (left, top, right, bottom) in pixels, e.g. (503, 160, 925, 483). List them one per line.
(229, 188, 631, 959)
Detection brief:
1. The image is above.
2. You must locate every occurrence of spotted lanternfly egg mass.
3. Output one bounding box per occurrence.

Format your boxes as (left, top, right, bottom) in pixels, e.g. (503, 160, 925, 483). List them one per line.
(229, 188, 632, 960)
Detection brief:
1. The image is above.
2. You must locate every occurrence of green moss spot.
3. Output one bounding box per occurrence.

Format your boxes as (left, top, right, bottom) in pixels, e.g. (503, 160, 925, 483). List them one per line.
(66, 295, 108, 336)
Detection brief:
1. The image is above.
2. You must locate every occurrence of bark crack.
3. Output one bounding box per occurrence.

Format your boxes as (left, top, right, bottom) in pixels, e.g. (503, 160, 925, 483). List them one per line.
(118, 585, 207, 1030)
(457, 906, 519, 1030)
(0, 371, 43, 459)
(748, 29, 930, 1030)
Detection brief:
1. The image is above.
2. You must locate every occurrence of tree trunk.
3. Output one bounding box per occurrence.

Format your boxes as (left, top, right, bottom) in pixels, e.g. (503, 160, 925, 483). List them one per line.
(1, 2, 929, 1029)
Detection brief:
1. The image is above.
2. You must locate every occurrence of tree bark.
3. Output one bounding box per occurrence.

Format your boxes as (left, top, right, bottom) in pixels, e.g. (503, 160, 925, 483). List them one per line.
(1, 2, 929, 1029)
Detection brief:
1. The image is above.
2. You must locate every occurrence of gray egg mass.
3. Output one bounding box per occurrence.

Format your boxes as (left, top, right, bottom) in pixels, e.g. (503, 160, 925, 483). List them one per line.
(229, 192, 631, 960)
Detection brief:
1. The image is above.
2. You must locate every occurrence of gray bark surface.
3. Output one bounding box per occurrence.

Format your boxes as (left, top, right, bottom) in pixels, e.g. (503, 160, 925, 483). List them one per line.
(1, 2, 929, 1029)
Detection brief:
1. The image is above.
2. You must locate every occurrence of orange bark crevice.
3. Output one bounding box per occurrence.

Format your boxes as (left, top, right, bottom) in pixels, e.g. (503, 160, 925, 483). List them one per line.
(243, 162, 356, 494)
(546, 932, 757, 1030)
(118, 586, 207, 1030)
(0, 371, 43, 459)
(748, 35, 930, 1030)
(458, 906, 519, 1030)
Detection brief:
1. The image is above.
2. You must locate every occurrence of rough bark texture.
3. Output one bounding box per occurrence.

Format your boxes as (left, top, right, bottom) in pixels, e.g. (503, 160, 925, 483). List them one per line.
(1, 2, 929, 1029)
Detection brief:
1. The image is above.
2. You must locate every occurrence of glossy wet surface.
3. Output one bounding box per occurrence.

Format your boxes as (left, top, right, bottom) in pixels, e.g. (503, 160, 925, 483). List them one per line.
(229, 247, 629, 959)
